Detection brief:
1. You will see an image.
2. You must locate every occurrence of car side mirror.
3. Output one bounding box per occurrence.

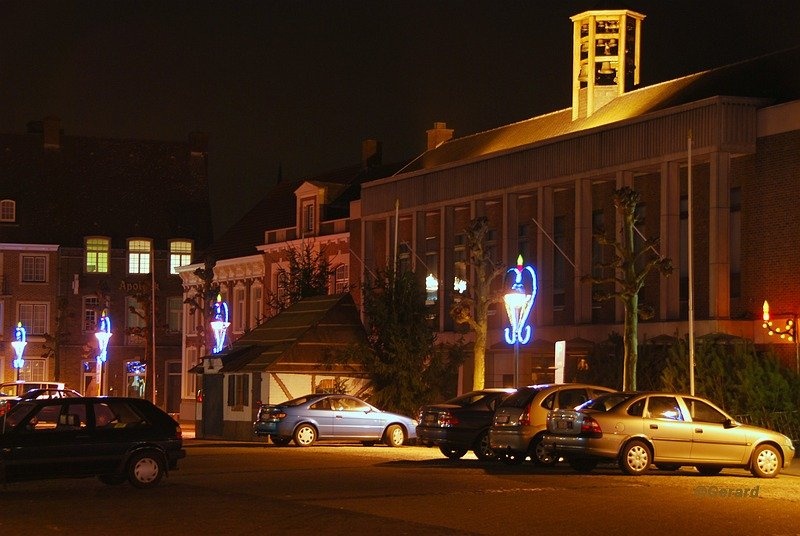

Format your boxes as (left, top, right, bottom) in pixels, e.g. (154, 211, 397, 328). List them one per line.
(723, 418, 738, 429)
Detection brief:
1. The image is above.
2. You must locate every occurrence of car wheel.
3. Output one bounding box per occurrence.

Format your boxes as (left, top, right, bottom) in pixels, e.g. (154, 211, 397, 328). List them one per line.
(619, 440, 651, 476)
(293, 424, 317, 447)
(568, 458, 598, 473)
(472, 430, 497, 461)
(696, 465, 723, 476)
(750, 444, 782, 478)
(384, 424, 405, 447)
(655, 463, 681, 471)
(98, 474, 126, 486)
(271, 436, 292, 446)
(531, 435, 557, 466)
(500, 451, 525, 465)
(439, 446, 468, 459)
(127, 450, 165, 489)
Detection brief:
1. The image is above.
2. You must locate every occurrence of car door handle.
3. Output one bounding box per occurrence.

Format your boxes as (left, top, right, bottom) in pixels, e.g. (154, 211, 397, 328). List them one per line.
(650, 424, 658, 429)
(695, 428, 703, 433)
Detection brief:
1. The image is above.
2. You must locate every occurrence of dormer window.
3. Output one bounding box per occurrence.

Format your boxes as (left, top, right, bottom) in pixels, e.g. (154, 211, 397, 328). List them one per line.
(302, 201, 315, 235)
(86, 237, 110, 273)
(128, 238, 152, 274)
(0, 199, 15, 222)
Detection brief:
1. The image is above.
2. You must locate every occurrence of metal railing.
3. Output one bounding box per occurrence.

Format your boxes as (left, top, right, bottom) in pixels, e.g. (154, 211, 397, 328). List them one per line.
(733, 411, 800, 442)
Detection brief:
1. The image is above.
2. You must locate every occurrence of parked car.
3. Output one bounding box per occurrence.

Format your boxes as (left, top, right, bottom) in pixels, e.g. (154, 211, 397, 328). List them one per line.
(254, 394, 418, 447)
(0, 387, 82, 417)
(417, 388, 516, 460)
(490, 383, 616, 465)
(0, 396, 185, 488)
(0, 381, 66, 400)
(542, 391, 796, 478)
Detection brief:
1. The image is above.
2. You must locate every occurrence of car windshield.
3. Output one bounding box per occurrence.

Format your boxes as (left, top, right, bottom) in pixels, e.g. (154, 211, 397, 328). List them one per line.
(577, 393, 635, 412)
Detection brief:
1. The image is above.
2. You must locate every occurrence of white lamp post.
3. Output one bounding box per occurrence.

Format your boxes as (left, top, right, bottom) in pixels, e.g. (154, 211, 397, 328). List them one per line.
(210, 294, 230, 354)
(95, 310, 112, 396)
(11, 322, 27, 381)
(503, 255, 537, 387)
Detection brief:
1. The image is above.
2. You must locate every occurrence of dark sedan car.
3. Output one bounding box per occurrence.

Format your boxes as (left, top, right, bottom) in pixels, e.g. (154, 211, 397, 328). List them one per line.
(254, 393, 418, 447)
(1, 396, 185, 488)
(417, 389, 516, 460)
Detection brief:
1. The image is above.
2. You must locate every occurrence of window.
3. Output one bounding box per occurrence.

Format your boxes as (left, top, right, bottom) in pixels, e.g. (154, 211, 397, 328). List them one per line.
(83, 296, 99, 332)
(20, 358, 47, 382)
(334, 264, 349, 293)
(128, 239, 152, 274)
(250, 285, 263, 326)
(21, 255, 47, 283)
(233, 286, 246, 333)
(227, 374, 250, 409)
(86, 237, 110, 273)
(19, 302, 48, 335)
(0, 199, 15, 222)
(126, 296, 146, 343)
(647, 396, 684, 421)
(302, 201, 315, 234)
(168, 296, 183, 332)
(170, 240, 193, 274)
(686, 397, 728, 424)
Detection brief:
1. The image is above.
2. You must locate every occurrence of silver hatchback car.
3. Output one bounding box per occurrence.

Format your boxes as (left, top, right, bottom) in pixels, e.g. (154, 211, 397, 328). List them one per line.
(490, 383, 616, 465)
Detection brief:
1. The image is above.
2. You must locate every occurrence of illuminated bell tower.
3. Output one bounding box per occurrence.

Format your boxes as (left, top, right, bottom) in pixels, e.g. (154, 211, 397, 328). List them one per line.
(571, 7, 645, 120)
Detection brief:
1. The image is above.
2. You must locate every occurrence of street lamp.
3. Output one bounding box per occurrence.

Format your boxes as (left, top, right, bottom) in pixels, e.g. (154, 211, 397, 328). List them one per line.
(210, 294, 230, 354)
(95, 310, 112, 396)
(503, 255, 537, 387)
(761, 300, 799, 375)
(11, 322, 27, 381)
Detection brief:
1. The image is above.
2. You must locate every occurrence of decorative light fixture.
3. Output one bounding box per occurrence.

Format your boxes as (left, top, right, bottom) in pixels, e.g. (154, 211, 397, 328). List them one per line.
(761, 300, 799, 375)
(503, 255, 537, 387)
(11, 322, 27, 381)
(210, 293, 230, 354)
(95, 310, 112, 396)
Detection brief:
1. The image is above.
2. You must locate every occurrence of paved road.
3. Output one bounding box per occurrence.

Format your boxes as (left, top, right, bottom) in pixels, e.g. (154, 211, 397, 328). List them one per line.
(2, 442, 799, 535)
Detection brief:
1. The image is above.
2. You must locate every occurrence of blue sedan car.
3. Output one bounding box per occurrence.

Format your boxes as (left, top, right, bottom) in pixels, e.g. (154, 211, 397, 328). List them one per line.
(253, 394, 418, 447)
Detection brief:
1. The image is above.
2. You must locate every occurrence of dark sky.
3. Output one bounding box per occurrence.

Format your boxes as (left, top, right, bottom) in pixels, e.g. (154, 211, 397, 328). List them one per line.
(3, 1, 800, 238)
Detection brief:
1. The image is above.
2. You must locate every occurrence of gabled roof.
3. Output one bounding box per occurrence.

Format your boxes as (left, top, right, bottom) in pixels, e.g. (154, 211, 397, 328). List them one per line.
(219, 293, 368, 373)
(416, 47, 800, 171)
(207, 160, 406, 261)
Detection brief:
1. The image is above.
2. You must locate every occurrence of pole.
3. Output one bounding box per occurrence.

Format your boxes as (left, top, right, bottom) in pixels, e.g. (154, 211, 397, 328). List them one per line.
(687, 130, 696, 396)
(514, 341, 519, 388)
(151, 262, 157, 405)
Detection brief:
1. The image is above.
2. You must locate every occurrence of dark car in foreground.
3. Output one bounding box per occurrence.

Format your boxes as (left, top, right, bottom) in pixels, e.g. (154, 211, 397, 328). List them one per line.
(417, 388, 516, 460)
(490, 383, 616, 465)
(254, 393, 418, 447)
(1, 396, 185, 488)
(542, 392, 796, 477)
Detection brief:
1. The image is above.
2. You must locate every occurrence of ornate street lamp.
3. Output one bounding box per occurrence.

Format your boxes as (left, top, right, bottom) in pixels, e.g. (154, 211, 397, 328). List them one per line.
(503, 255, 537, 387)
(95, 310, 112, 396)
(210, 294, 230, 354)
(11, 322, 27, 381)
(761, 300, 799, 375)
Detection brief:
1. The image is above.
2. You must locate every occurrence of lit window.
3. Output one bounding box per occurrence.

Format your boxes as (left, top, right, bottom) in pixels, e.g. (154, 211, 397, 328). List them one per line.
(170, 240, 193, 274)
(128, 239, 152, 274)
(0, 199, 15, 222)
(19, 302, 49, 335)
(83, 296, 99, 332)
(21, 255, 47, 282)
(86, 237, 110, 273)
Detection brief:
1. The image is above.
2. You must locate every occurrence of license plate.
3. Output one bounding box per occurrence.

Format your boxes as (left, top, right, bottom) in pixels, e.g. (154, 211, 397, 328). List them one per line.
(556, 419, 573, 430)
(423, 415, 436, 424)
(496, 415, 509, 425)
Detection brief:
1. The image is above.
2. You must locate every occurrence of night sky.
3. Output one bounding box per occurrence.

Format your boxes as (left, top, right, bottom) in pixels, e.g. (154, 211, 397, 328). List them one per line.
(3, 1, 799, 237)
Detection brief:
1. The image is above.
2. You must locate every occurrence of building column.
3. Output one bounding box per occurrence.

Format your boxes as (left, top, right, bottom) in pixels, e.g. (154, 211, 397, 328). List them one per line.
(708, 151, 731, 319)
(660, 161, 681, 320)
(537, 186, 554, 326)
(574, 179, 593, 324)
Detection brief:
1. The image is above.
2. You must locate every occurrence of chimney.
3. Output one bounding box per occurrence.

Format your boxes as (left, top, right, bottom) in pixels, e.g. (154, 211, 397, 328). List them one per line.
(362, 139, 382, 169)
(43, 116, 61, 150)
(427, 122, 454, 150)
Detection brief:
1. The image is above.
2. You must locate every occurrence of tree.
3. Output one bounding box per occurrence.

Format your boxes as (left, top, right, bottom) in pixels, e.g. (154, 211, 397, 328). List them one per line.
(343, 269, 465, 415)
(183, 257, 220, 356)
(583, 187, 673, 390)
(267, 240, 333, 314)
(450, 217, 506, 390)
(41, 297, 72, 382)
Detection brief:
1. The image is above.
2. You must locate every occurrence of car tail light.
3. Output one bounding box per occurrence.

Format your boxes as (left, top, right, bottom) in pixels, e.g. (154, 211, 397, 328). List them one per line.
(580, 416, 602, 437)
(437, 412, 460, 427)
(175, 424, 184, 439)
(519, 404, 532, 426)
(0, 400, 11, 417)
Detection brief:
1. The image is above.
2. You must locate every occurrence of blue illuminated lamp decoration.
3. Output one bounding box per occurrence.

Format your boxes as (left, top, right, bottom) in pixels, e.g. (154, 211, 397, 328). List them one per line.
(503, 255, 537, 345)
(210, 293, 230, 354)
(11, 322, 27, 381)
(503, 255, 537, 388)
(95, 310, 112, 396)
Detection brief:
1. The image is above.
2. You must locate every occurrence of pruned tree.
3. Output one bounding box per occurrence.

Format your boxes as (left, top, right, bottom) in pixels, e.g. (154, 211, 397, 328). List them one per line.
(183, 256, 220, 355)
(449, 217, 507, 390)
(125, 280, 156, 401)
(582, 187, 673, 390)
(266, 240, 333, 314)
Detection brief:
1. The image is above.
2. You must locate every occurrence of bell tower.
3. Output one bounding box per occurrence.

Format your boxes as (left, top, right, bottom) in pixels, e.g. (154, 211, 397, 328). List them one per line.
(571, 8, 645, 120)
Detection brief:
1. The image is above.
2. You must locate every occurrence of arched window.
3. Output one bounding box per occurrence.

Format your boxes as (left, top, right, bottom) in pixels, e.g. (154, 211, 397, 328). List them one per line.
(0, 199, 15, 222)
